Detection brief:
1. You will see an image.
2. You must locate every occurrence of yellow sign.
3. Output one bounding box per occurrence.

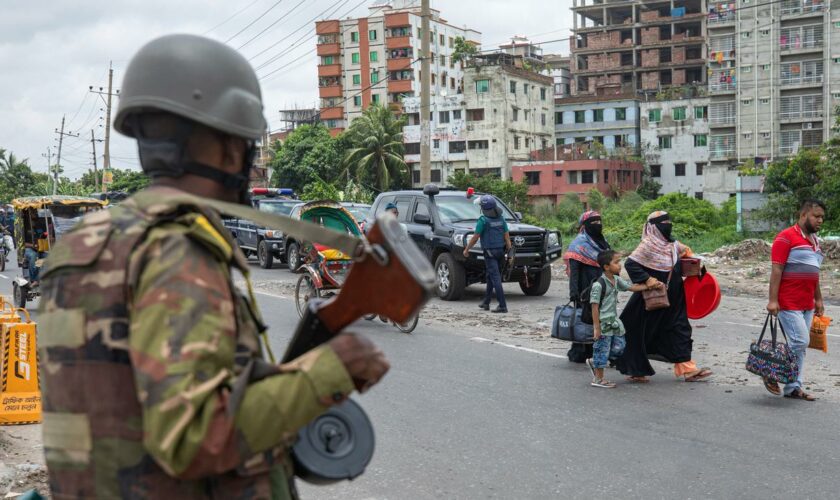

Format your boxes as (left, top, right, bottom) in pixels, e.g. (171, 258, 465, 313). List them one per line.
(0, 310, 41, 425)
(103, 170, 114, 185)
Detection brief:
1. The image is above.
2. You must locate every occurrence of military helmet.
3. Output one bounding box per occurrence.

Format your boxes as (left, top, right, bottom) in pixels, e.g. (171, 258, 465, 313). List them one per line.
(114, 34, 266, 141)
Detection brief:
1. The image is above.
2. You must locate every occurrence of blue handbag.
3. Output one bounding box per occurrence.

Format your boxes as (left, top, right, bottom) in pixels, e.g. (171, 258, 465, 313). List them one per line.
(551, 302, 595, 344)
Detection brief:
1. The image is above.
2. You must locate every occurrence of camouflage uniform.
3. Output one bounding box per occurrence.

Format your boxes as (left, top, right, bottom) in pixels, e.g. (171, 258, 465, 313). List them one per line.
(39, 186, 355, 499)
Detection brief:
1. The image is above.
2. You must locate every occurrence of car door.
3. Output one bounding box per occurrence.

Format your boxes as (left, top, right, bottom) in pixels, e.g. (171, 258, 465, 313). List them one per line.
(407, 197, 434, 259)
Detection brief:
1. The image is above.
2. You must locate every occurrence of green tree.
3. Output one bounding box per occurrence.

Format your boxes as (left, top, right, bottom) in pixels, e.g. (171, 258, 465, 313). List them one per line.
(761, 148, 821, 225)
(271, 124, 345, 193)
(452, 36, 479, 64)
(0, 149, 42, 201)
(447, 171, 530, 214)
(343, 105, 408, 192)
(636, 166, 662, 200)
(586, 187, 606, 212)
(300, 175, 341, 201)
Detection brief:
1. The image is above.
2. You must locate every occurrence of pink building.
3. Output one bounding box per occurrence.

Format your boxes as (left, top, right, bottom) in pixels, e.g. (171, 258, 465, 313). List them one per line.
(511, 158, 644, 205)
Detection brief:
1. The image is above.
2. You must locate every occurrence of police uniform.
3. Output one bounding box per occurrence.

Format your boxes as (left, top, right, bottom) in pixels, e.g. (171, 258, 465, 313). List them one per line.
(477, 209, 508, 311)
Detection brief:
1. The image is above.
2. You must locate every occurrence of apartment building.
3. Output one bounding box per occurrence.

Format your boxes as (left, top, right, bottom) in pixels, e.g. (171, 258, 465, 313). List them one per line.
(315, 0, 479, 135)
(459, 53, 555, 179)
(570, 0, 708, 94)
(512, 157, 644, 205)
(707, 0, 840, 169)
(640, 95, 710, 199)
(555, 93, 641, 152)
(401, 94, 468, 183)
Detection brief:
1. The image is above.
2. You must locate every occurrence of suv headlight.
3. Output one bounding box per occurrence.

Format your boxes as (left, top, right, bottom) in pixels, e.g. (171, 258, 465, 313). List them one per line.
(454, 233, 465, 247)
(265, 230, 283, 239)
(547, 232, 560, 248)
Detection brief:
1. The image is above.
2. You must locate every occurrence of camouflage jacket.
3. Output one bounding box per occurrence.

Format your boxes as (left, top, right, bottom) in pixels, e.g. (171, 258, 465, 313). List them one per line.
(38, 187, 355, 499)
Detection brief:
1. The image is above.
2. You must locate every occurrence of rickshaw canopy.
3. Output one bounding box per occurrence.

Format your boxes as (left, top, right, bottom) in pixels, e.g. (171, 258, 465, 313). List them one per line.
(299, 201, 363, 237)
(12, 196, 108, 211)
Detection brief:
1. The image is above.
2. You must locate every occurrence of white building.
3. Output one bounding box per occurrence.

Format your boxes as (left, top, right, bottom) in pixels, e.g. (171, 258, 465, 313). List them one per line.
(401, 94, 468, 184)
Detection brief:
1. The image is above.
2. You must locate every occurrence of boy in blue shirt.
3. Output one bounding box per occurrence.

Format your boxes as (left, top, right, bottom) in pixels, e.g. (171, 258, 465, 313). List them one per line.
(588, 250, 662, 388)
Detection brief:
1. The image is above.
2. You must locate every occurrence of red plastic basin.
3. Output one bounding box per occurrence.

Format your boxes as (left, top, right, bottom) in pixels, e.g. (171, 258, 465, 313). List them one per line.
(684, 273, 721, 320)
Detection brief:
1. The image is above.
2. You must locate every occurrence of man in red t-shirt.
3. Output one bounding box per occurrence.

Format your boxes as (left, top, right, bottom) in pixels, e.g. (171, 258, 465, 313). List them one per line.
(765, 199, 826, 400)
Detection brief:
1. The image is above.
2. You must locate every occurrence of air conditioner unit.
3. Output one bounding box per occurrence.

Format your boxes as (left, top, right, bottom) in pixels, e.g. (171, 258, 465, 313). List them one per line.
(802, 122, 813, 129)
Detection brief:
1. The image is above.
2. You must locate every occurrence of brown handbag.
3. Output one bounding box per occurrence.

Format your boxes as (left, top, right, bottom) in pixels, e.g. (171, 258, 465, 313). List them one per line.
(680, 257, 702, 277)
(642, 268, 673, 311)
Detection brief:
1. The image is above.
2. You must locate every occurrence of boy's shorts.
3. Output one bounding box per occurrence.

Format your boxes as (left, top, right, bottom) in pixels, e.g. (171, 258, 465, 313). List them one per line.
(592, 335, 626, 369)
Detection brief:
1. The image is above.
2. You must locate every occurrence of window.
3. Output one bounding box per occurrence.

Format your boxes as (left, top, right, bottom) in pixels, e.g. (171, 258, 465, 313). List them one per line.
(525, 171, 541, 185)
(568, 171, 579, 184)
(353, 96, 362, 106)
(371, 71, 380, 83)
(467, 108, 485, 121)
(696, 162, 706, 175)
(352, 74, 361, 85)
(433, 139, 440, 149)
(326, 119, 338, 129)
(742, 32, 751, 39)
(451, 77, 456, 89)
(554, 170, 563, 177)
(440, 54, 446, 65)
(575, 136, 586, 143)
(760, 131, 771, 139)
(524, 109, 530, 120)
(431, 170, 441, 183)
(417, 28, 422, 38)
(449, 141, 467, 153)
(475, 79, 490, 93)
(575, 110, 586, 123)
(695, 192, 704, 200)
(541, 114, 547, 126)
(323, 56, 334, 65)
(555, 112, 563, 124)
(440, 34, 445, 45)
(453, 110, 462, 120)
(352, 52, 360, 64)
(658, 136, 672, 149)
(743, 132, 752, 139)
(369, 30, 377, 41)
(650, 165, 662, 177)
(760, 29, 770, 36)
(673, 107, 687, 121)
(761, 64, 771, 70)
(439, 111, 450, 124)
(694, 134, 708, 147)
(834, 92, 840, 99)
(449, 37, 454, 48)
(351, 32, 359, 42)
(742, 65, 752, 73)
(512, 108, 519, 121)
(525, 137, 531, 148)
(604, 169, 609, 183)
(468, 140, 489, 150)
(760, 97, 770, 104)
(834, 58, 840, 64)
(541, 88, 547, 100)
(510, 81, 517, 94)
(370, 51, 378, 62)
(694, 106, 707, 119)
(742, 98, 752, 105)
(615, 107, 627, 120)
(835, 21, 840, 28)
(675, 163, 686, 176)
(594, 109, 604, 122)
(649, 109, 662, 122)
(514, 136, 520, 150)
(415, 201, 430, 220)
(372, 94, 380, 104)
(405, 143, 420, 154)
(581, 170, 595, 184)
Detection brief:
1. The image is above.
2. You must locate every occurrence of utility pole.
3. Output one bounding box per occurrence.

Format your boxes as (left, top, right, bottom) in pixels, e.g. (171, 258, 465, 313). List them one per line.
(90, 62, 118, 190)
(54, 115, 80, 195)
(419, 0, 431, 185)
(90, 130, 103, 192)
(41, 148, 53, 193)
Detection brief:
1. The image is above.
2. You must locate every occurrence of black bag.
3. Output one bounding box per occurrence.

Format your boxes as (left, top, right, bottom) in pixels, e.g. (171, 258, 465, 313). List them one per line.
(551, 302, 595, 344)
(580, 276, 606, 325)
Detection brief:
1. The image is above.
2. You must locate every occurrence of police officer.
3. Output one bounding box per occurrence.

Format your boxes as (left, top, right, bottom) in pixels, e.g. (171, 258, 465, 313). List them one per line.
(39, 34, 389, 499)
(463, 195, 511, 313)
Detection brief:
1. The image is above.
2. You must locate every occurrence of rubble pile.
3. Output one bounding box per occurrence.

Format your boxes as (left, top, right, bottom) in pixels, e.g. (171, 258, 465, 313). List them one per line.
(709, 239, 771, 262)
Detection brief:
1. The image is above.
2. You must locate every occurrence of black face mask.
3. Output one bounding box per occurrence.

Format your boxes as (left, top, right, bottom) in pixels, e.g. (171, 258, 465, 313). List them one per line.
(656, 222, 674, 242)
(585, 223, 603, 239)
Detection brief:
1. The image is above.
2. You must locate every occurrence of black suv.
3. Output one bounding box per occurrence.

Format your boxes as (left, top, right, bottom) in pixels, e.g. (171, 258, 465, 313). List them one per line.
(365, 185, 562, 301)
(224, 191, 301, 269)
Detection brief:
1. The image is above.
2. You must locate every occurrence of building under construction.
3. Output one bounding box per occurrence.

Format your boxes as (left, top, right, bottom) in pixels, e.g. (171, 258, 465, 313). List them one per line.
(570, 0, 708, 94)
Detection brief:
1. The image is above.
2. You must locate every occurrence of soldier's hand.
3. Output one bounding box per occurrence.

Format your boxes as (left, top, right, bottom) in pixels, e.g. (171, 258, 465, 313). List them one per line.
(329, 333, 390, 393)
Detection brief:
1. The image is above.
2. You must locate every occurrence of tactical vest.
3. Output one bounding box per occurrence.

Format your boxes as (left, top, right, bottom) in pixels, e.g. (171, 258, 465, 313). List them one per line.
(38, 190, 292, 499)
(479, 215, 506, 250)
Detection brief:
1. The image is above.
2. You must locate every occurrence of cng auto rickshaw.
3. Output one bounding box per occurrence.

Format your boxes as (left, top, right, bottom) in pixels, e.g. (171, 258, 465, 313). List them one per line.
(11, 196, 107, 308)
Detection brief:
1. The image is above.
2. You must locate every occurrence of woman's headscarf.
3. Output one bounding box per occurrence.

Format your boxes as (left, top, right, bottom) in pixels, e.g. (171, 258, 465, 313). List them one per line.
(564, 210, 610, 270)
(628, 211, 687, 272)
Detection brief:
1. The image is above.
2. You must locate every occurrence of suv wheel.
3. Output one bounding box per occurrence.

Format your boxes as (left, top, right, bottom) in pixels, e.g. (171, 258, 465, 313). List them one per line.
(287, 242, 302, 272)
(435, 253, 466, 301)
(520, 266, 551, 296)
(258, 240, 273, 269)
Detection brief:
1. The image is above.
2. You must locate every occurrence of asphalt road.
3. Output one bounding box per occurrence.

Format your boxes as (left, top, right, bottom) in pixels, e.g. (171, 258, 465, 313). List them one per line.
(3, 254, 840, 499)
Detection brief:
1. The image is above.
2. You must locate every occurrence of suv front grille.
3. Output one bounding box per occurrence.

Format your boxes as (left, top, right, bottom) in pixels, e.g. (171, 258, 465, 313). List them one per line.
(510, 233, 544, 253)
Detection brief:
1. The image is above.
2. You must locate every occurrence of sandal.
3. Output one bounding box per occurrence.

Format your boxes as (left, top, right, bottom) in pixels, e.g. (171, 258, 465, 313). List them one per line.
(591, 378, 616, 389)
(685, 368, 713, 382)
(763, 378, 782, 396)
(625, 376, 650, 384)
(784, 389, 817, 401)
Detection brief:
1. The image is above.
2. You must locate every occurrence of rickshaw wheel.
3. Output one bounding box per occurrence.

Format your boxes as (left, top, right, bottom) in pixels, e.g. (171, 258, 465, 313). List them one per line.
(13, 283, 25, 309)
(0, 251, 5, 272)
(295, 274, 319, 318)
(395, 314, 419, 334)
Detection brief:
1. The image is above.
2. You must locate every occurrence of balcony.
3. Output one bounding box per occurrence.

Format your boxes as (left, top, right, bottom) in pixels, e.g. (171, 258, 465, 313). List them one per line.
(320, 106, 343, 120)
(386, 36, 412, 50)
(319, 85, 342, 98)
(780, 25, 823, 53)
(318, 64, 341, 78)
(708, 11, 735, 25)
(780, 95, 823, 120)
(317, 43, 341, 56)
(780, 0, 825, 17)
(710, 135, 736, 160)
(709, 81, 736, 93)
(387, 57, 413, 72)
(316, 20, 340, 35)
(780, 61, 823, 86)
(388, 79, 414, 93)
(709, 114, 736, 127)
(385, 12, 410, 28)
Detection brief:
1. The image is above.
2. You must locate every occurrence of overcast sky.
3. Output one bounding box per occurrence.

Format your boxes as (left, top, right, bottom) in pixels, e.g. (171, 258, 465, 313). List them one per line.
(0, 0, 570, 180)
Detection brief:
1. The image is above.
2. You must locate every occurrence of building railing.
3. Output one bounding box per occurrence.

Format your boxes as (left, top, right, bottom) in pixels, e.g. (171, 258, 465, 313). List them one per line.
(710, 135, 736, 159)
(780, 0, 825, 16)
(709, 81, 736, 92)
(708, 11, 736, 24)
(709, 114, 736, 125)
(780, 25, 823, 50)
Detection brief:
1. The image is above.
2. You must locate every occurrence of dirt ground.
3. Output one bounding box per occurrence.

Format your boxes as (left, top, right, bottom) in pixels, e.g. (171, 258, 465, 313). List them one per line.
(0, 425, 48, 498)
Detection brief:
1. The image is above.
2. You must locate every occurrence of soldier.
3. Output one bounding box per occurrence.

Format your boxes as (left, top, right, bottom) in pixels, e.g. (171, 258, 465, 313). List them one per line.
(38, 34, 389, 499)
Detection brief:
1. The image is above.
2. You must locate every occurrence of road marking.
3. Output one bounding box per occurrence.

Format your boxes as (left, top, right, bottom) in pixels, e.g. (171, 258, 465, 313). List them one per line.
(470, 337, 566, 359)
(0, 274, 7, 280)
(253, 290, 290, 301)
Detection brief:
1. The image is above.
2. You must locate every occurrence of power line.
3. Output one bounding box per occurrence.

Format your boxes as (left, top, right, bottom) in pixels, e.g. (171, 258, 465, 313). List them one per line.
(237, 0, 310, 50)
(203, 0, 262, 35)
(224, 0, 287, 43)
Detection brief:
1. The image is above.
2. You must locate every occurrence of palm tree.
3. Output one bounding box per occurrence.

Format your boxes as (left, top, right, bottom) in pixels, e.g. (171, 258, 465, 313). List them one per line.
(343, 104, 408, 191)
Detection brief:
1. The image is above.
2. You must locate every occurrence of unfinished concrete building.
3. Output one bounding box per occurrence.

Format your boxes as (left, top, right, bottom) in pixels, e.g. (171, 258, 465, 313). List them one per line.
(570, 0, 708, 94)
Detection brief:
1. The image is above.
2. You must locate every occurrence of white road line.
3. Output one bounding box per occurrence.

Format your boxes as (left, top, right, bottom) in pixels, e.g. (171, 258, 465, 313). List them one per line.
(253, 290, 290, 301)
(470, 337, 566, 359)
(0, 274, 7, 280)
